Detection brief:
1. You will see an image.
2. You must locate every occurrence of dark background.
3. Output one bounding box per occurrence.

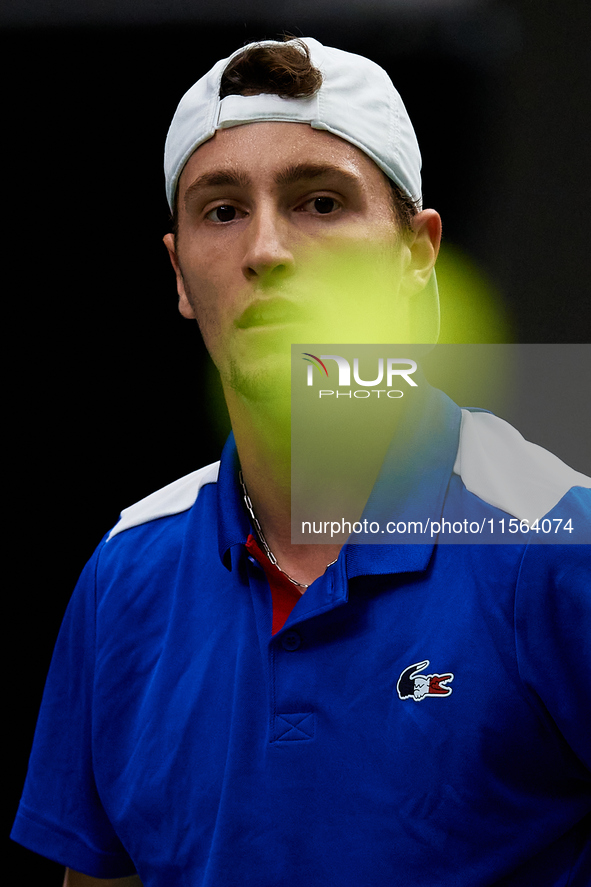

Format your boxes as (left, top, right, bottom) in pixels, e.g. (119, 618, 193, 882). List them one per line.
(5, 0, 590, 880)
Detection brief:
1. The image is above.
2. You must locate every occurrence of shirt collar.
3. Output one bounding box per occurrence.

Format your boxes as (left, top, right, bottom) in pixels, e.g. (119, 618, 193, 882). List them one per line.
(216, 432, 251, 570)
(216, 385, 462, 578)
(345, 384, 461, 577)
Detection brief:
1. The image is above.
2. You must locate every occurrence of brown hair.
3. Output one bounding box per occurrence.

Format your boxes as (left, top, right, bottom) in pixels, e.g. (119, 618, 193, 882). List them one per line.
(220, 38, 323, 99)
(170, 38, 418, 234)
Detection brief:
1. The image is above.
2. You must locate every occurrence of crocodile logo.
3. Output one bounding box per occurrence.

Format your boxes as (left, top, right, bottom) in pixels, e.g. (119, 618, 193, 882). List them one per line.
(397, 660, 454, 701)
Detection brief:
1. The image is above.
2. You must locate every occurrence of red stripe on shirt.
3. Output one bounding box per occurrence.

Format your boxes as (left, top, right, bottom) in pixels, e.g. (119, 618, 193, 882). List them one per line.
(245, 534, 303, 634)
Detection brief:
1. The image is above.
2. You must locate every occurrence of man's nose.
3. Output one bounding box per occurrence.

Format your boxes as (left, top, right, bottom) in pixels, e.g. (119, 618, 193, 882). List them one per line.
(242, 207, 295, 282)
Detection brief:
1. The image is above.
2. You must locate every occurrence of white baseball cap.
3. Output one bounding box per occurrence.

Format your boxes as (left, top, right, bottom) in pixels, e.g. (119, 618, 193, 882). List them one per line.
(164, 37, 439, 342)
(164, 37, 424, 209)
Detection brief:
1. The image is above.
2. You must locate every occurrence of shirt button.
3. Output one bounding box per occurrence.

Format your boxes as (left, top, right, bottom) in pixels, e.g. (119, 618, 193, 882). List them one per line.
(281, 630, 302, 651)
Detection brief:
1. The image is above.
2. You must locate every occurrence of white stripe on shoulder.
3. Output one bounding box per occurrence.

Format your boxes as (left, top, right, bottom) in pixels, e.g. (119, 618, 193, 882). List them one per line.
(453, 410, 591, 525)
(107, 461, 220, 541)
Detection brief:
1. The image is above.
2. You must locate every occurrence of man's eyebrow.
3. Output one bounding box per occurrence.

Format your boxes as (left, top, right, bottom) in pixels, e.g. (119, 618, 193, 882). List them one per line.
(274, 162, 359, 187)
(182, 163, 359, 207)
(183, 169, 252, 204)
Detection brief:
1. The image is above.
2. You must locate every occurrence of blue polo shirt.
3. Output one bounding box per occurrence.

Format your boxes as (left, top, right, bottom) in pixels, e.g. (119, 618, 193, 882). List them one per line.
(11, 388, 591, 886)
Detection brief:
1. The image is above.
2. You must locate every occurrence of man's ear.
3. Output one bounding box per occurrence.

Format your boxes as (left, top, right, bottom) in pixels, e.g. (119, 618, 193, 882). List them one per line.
(163, 233, 196, 320)
(401, 209, 442, 296)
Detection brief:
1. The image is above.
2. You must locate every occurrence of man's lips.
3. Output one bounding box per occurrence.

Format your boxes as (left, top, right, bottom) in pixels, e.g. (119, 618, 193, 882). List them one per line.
(235, 298, 308, 330)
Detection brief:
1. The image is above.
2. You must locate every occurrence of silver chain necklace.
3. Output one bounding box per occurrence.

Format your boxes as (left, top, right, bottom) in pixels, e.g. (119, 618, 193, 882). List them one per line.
(239, 470, 309, 590)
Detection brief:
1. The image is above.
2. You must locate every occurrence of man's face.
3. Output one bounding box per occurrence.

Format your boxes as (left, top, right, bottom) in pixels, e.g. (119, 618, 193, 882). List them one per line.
(164, 121, 427, 401)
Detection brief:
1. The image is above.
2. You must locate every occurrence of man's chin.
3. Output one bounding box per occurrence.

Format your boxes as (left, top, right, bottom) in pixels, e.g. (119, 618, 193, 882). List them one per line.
(226, 349, 292, 406)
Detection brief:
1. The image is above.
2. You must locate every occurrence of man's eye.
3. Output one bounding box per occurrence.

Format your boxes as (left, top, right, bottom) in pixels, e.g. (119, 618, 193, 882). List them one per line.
(206, 205, 238, 222)
(311, 196, 338, 214)
(300, 196, 340, 215)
